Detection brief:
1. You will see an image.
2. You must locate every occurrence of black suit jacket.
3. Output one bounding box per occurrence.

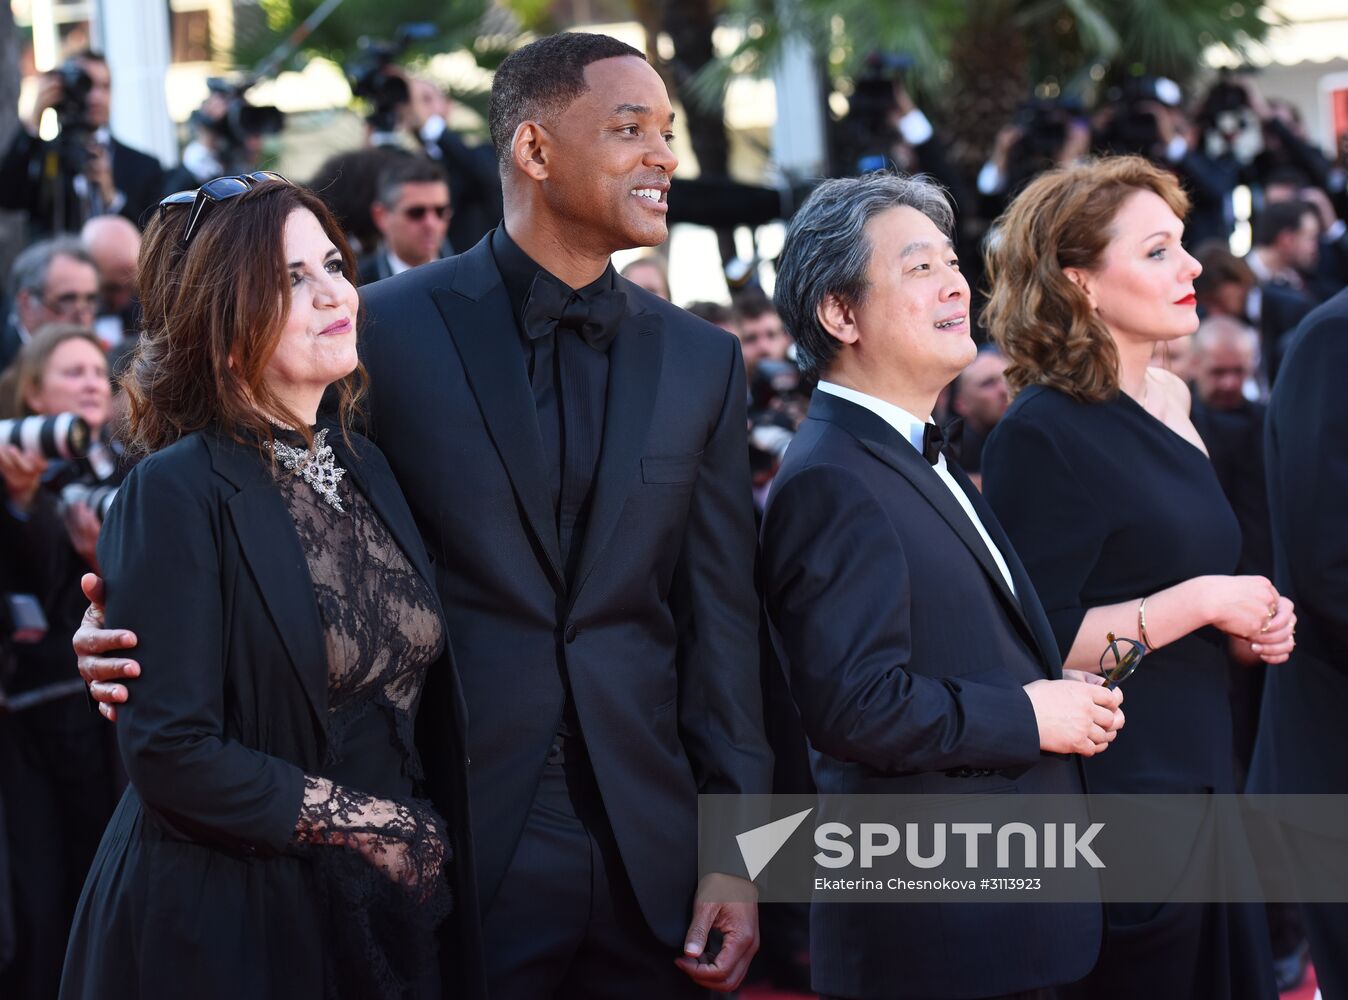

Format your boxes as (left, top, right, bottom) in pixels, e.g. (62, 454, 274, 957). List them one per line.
(61, 426, 483, 999)
(357, 251, 395, 287)
(357, 234, 772, 947)
(0, 128, 164, 232)
(1249, 287, 1348, 801)
(759, 391, 1100, 999)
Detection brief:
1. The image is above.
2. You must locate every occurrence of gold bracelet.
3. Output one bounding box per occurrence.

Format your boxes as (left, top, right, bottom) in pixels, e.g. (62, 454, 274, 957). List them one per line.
(1138, 596, 1154, 650)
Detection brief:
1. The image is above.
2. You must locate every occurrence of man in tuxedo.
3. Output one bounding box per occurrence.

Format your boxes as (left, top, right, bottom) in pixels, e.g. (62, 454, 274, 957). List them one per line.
(0, 50, 163, 235)
(1248, 285, 1348, 1000)
(761, 173, 1124, 1000)
(75, 32, 769, 999)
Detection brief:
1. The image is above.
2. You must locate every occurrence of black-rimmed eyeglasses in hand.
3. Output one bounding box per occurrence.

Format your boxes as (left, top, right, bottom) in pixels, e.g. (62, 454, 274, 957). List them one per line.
(158, 171, 292, 246)
(1100, 632, 1146, 689)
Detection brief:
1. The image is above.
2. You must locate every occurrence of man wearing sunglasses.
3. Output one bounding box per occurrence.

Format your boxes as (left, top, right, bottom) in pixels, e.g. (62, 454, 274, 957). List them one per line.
(358, 157, 454, 285)
(2, 237, 101, 371)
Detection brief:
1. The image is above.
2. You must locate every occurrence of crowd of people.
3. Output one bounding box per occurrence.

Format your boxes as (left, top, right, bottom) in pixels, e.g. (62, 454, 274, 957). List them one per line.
(0, 27, 1345, 1000)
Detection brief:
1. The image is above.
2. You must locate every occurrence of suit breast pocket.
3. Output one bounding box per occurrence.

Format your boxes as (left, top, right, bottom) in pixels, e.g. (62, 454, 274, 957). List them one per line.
(641, 452, 703, 486)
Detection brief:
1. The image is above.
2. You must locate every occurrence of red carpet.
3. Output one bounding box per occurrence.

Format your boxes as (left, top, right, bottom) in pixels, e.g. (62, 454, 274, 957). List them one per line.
(743, 963, 1319, 999)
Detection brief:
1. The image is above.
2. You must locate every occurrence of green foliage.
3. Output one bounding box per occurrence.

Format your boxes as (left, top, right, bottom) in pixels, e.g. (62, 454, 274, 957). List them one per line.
(714, 0, 1275, 99)
(231, 0, 491, 71)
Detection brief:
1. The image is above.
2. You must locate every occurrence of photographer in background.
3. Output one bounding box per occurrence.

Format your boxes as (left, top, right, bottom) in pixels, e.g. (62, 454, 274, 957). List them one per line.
(0, 326, 123, 1000)
(160, 80, 281, 193)
(400, 74, 502, 251)
(835, 52, 969, 224)
(0, 50, 163, 235)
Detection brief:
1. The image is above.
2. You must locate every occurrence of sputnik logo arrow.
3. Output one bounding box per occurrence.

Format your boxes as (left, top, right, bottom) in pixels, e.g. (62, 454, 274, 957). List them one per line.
(736, 807, 814, 881)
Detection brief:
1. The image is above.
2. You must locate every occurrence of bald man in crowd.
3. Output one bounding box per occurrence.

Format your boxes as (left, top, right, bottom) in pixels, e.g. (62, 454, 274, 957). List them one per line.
(81, 215, 142, 348)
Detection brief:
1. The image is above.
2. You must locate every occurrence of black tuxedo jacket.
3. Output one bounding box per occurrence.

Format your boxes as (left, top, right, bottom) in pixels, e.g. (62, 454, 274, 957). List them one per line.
(1249, 287, 1348, 801)
(760, 391, 1100, 999)
(65, 426, 482, 998)
(357, 234, 772, 947)
(0, 127, 164, 232)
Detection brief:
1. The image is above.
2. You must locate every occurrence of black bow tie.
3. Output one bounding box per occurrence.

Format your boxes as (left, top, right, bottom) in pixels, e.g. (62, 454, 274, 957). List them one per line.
(522, 272, 627, 353)
(921, 418, 963, 465)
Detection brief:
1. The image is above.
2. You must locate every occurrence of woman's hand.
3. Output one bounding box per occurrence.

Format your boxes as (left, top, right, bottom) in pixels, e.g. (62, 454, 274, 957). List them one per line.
(1195, 574, 1283, 642)
(0, 444, 47, 509)
(349, 800, 449, 901)
(1244, 596, 1296, 664)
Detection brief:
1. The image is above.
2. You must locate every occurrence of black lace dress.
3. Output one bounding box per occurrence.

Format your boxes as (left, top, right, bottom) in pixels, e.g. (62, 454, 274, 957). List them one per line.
(276, 438, 453, 1000)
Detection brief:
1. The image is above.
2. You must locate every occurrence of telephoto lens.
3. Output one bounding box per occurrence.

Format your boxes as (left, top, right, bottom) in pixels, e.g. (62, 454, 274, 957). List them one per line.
(0, 413, 92, 460)
(60, 483, 119, 523)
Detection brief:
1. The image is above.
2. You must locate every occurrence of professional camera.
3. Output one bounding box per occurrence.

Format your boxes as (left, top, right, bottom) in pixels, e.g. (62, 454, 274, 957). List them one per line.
(1095, 76, 1184, 160)
(839, 51, 917, 175)
(60, 482, 119, 523)
(50, 58, 96, 178)
(1197, 74, 1264, 164)
(1005, 97, 1088, 194)
(193, 78, 284, 174)
(0, 413, 92, 460)
(345, 23, 437, 140)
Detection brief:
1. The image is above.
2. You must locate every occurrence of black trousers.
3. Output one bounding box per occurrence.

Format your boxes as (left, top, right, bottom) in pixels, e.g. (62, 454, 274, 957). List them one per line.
(480, 741, 706, 1000)
(0, 696, 118, 1000)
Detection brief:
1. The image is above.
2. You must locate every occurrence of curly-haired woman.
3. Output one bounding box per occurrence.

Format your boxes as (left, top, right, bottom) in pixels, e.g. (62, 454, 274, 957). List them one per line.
(981, 156, 1291, 1000)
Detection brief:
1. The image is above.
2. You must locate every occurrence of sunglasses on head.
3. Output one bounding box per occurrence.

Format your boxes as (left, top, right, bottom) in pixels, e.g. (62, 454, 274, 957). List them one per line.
(1099, 632, 1146, 689)
(158, 171, 292, 245)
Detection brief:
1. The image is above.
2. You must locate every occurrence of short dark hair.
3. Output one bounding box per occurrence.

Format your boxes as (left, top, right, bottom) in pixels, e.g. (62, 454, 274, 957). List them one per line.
(685, 301, 736, 328)
(489, 32, 644, 170)
(1252, 200, 1316, 248)
(733, 290, 777, 323)
(375, 157, 449, 208)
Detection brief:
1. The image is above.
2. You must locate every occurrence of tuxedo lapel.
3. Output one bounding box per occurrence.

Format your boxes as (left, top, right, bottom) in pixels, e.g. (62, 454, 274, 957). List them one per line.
(431, 241, 565, 589)
(809, 393, 1042, 660)
(945, 456, 1061, 678)
(568, 305, 663, 604)
(205, 435, 328, 728)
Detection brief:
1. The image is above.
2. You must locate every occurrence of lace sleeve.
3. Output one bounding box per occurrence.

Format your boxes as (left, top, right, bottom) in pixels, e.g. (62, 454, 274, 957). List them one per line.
(292, 775, 449, 902)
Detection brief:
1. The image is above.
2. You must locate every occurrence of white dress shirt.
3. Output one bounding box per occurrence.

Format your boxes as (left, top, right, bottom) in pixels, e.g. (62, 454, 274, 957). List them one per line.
(816, 380, 1017, 596)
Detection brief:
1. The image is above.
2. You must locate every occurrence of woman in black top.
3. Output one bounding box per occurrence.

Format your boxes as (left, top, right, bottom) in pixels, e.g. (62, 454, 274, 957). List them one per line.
(981, 156, 1295, 999)
(0, 326, 124, 999)
(58, 175, 480, 999)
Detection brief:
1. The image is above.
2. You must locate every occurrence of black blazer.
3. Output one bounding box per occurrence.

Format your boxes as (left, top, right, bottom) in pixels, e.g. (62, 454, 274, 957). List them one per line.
(1249, 287, 1348, 800)
(759, 391, 1100, 999)
(59, 427, 482, 999)
(0, 128, 164, 232)
(357, 250, 395, 287)
(357, 234, 772, 948)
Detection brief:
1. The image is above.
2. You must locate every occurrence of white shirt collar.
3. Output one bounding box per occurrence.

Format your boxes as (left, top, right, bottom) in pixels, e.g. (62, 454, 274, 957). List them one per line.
(386, 249, 416, 276)
(815, 380, 931, 455)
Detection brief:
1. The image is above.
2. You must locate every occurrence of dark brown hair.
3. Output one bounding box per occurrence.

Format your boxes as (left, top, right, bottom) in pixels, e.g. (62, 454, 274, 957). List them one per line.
(981, 156, 1190, 403)
(124, 180, 365, 455)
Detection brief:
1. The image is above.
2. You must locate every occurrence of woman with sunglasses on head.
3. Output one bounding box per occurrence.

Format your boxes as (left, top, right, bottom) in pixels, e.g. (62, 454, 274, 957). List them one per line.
(59, 175, 480, 1000)
(980, 156, 1293, 1000)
